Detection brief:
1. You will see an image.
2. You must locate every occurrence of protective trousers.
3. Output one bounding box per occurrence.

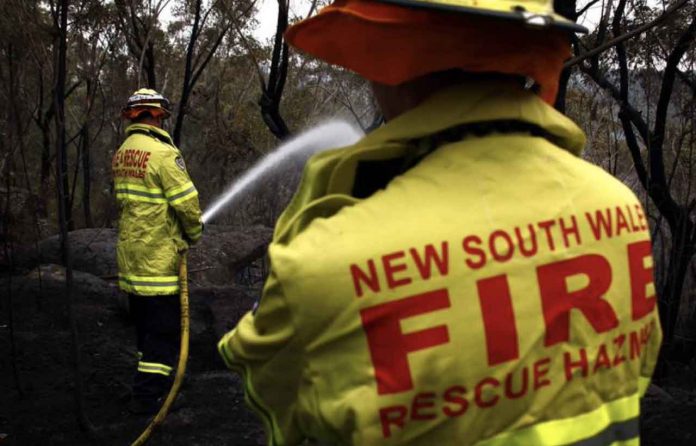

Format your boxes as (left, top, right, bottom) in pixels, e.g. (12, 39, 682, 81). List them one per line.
(129, 294, 180, 404)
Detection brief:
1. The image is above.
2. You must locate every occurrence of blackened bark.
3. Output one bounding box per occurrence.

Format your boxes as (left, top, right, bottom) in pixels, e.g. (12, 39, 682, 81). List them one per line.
(53, 0, 94, 434)
(145, 41, 157, 89)
(173, 0, 231, 147)
(173, 0, 202, 147)
(3, 42, 24, 396)
(115, 0, 159, 89)
(552, 0, 578, 113)
(659, 216, 695, 344)
(259, 0, 291, 139)
(81, 125, 92, 227)
(555, 68, 571, 113)
(38, 74, 54, 217)
(553, 0, 577, 20)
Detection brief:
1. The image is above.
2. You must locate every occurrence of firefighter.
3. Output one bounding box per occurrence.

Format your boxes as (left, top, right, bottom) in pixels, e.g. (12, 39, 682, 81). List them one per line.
(113, 88, 203, 414)
(218, 1, 662, 444)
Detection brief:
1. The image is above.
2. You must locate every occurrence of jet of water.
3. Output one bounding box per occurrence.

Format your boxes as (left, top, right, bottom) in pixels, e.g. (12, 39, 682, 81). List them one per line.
(202, 119, 364, 224)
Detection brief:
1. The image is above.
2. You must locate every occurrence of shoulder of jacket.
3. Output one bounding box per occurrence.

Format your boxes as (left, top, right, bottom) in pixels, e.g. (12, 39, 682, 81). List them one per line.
(131, 134, 179, 156)
(543, 147, 640, 205)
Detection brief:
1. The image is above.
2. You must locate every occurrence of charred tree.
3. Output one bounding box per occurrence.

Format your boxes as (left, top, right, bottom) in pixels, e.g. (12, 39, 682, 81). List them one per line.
(259, 0, 291, 139)
(173, 0, 232, 147)
(51, 0, 94, 434)
(115, 0, 165, 89)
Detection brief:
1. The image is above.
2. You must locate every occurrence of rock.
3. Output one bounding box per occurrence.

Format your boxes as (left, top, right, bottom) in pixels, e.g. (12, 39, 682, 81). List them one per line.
(5, 264, 119, 303)
(15, 228, 118, 278)
(1, 264, 120, 329)
(645, 384, 675, 402)
(13, 225, 272, 288)
(187, 225, 272, 287)
(192, 285, 257, 339)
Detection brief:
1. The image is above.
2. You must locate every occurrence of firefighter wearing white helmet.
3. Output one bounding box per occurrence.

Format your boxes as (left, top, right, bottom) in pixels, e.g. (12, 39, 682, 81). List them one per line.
(113, 88, 202, 414)
(218, 0, 662, 445)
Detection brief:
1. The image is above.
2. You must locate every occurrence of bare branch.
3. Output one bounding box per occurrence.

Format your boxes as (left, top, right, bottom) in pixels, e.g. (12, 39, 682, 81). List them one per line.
(652, 15, 696, 157)
(233, 26, 266, 90)
(577, 0, 602, 18)
(565, 0, 690, 68)
(190, 25, 230, 88)
(578, 63, 651, 143)
(306, 0, 319, 19)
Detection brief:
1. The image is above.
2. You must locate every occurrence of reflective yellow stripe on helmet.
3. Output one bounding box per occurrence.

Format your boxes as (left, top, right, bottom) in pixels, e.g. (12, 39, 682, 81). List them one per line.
(119, 274, 180, 295)
(165, 181, 198, 205)
(477, 393, 640, 446)
(114, 182, 167, 204)
(137, 360, 173, 376)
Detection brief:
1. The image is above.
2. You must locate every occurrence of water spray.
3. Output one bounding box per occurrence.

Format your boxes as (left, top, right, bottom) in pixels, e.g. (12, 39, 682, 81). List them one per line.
(202, 119, 364, 224)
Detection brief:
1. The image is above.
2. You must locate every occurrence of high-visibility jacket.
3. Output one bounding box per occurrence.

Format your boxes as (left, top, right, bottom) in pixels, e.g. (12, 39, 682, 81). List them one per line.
(218, 81, 662, 446)
(113, 123, 202, 296)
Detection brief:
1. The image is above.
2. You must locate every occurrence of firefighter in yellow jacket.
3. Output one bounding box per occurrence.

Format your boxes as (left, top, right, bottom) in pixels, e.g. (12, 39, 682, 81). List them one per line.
(218, 1, 662, 444)
(113, 89, 202, 414)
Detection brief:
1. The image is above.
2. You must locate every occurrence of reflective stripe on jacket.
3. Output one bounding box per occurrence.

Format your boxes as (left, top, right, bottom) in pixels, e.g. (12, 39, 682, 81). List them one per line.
(113, 124, 203, 296)
(218, 81, 662, 445)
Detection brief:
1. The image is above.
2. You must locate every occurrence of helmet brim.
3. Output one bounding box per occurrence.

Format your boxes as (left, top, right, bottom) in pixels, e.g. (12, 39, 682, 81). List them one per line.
(285, 0, 573, 103)
(122, 106, 171, 120)
(376, 0, 588, 33)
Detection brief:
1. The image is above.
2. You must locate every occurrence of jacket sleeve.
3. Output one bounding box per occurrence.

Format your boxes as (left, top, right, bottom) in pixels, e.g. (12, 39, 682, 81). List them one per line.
(217, 266, 307, 446)
(159, 150, 203, 243)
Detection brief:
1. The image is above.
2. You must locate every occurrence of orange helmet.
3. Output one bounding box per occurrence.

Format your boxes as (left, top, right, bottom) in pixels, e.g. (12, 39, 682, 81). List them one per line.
(121, 88, 171, 120)
(285, 0, 588, 104)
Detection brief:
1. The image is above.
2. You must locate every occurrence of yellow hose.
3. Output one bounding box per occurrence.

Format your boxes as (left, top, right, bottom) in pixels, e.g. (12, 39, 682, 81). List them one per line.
(131, 252, 190, 446)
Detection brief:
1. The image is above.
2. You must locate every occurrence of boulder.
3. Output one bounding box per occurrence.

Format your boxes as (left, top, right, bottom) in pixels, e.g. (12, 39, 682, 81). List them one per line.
(15, 228, 118, 278)
(187, 225, 272, 287)
(644, 384, 675, 403)
(13, 225, 272, 288)
(2, 264, 120, 319)
(192, 285, 258, 339)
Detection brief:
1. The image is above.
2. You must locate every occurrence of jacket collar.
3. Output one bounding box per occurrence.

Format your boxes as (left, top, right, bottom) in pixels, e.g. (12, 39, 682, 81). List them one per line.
(323, 81, 586, 196)
(362, 80, 586, 156)
(126, 123, 175, 147)
(276, 81, 587, 241)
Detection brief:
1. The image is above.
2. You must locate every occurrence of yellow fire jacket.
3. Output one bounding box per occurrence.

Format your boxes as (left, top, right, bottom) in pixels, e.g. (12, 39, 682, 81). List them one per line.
(218, 81, 662, 446)
(113, 123, 202, 296)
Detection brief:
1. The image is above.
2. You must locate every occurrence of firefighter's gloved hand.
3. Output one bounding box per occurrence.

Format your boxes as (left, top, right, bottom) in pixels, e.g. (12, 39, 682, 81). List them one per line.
(182, 224, 203, 247)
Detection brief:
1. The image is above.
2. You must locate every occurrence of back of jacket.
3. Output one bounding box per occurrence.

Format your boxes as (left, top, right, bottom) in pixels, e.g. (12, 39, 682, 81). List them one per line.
(218, 82, 662, 446)
(113, 123, 202, 296)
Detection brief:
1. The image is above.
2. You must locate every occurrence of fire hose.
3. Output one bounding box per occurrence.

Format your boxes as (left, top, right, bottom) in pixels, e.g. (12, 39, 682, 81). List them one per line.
(131, 251, 190, 446)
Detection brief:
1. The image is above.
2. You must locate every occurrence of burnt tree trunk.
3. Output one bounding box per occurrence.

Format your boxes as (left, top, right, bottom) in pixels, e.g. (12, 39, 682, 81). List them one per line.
(53, 0, 94, 433)
(81, 124, 92, 227)
(659, 216, 696, 346)
(173, 0, 230, 146)
(173, 0, 202, 147)
(259, 0, 291, 139)
(144, 41, 157, 89)
(552, 0, 578, 113)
